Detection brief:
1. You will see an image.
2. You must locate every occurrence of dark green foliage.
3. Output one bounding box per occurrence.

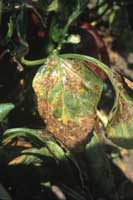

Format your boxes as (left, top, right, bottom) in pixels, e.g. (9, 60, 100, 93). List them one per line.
(0, 103, 15, 122)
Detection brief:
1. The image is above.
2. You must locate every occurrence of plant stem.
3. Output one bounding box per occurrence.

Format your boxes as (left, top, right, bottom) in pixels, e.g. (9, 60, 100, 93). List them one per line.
(0, 0, 3, 25)
(21, 57, 46, 66)
(57, 3, 82, 51)
(19, 1, 84, 67)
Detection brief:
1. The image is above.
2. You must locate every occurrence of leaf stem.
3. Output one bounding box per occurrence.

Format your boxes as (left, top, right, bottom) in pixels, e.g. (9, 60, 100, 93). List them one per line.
(0, 0, 3, 25)
(57, 2, 82, 51)
(19, 2, 83, 67)
(20, 57, 46, 66)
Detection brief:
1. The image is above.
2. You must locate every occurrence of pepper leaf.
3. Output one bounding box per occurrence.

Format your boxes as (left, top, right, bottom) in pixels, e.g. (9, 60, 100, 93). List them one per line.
(107, 78, 133, 149)
(85, 133, 117, 198)
(0, 103, 15, 122)
(33, 54, 103, 151)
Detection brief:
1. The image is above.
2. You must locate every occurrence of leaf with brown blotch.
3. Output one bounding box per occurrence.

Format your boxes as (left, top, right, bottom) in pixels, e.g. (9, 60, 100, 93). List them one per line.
(32, 55, 103, 151)
(107, 75, 133, 183)
(107, 78, 133, 149)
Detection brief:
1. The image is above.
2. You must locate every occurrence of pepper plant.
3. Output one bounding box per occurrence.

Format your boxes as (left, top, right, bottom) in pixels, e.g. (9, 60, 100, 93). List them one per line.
(0, 0, 133, 199)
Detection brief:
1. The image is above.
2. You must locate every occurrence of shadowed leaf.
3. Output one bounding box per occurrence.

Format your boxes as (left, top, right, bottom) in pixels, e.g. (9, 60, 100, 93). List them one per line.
(85, 133, 117, 198)
(107, 78, 133, 149)
(0, 103, 15, 122)
(0, 183, 12, 200)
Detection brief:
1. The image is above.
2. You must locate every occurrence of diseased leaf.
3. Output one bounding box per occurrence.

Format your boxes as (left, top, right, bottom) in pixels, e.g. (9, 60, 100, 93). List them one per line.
(60, 53, 119, 123)
(0, 103, 15, 122)
(112, 149, 133, 183)
(107, 79, 133, 149)
(32, 55, 103, 150)
(105, 75, 133, 183)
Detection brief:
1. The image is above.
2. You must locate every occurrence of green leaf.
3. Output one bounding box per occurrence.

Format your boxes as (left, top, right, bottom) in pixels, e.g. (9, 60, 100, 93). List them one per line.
(3, 128, 66, 161)
(44, 141, 66, 160)
(0, 16, 13, 46)
(51, 22, 63, 43)
(0, 183, 12, 200)
(3, 128, 48, 145)
(47, 0, 58, 12)
(2, 128, 79, 185)
(20, 147, 54, 165)
(85, 133, 117, 198)
(0, 103, 15, 122)
(33, 54, 103, 150)
(15, 7, 29, 57)
(97, 0, 108, 15)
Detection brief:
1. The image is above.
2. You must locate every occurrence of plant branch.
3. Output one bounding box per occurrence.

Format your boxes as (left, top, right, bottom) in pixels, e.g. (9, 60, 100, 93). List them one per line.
(57, 2, 83, 51)
(0, 0, 3, 25)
